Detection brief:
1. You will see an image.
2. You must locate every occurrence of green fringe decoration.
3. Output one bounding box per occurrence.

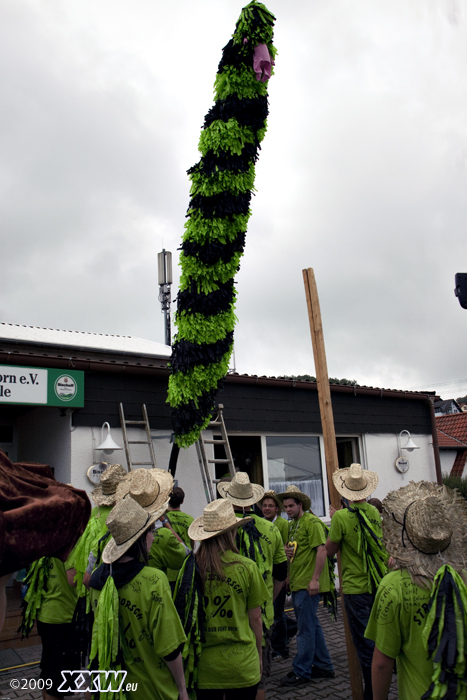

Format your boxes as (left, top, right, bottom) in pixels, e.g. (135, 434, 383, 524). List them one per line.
(421, 565, 467, 700)
(89, 574, 124, 700)
(348, 504, 388, 592)
(18, 557, 51, 638)
(173, 555, 204, 699)
(168, 1, 276, 448)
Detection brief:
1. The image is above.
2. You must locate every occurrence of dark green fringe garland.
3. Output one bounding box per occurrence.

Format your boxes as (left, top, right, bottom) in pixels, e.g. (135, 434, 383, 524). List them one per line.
(168, 1, 276, 448)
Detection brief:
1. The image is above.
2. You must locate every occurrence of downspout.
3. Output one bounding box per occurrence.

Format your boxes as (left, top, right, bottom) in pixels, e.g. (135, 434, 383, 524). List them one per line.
(427, 396, 442, 485)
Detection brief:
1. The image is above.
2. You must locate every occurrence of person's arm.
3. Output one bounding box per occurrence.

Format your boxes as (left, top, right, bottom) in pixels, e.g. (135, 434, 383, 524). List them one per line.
(308, 544, 326, 596)
(325, 536, 340, 557)
(66, 567, 77, 587)
(372, 646, 394, 700)
(248, 606, 263, 675)
(272, 560, 287, 601)
(164, 653, 189, 700)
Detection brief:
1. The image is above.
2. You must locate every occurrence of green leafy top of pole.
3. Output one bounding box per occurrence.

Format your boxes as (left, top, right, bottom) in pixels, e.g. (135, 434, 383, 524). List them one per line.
(168, 2, 276, 448)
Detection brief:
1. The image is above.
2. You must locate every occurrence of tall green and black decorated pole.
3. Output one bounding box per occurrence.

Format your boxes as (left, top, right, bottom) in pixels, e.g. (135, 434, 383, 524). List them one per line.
(168, 1, 277, 449)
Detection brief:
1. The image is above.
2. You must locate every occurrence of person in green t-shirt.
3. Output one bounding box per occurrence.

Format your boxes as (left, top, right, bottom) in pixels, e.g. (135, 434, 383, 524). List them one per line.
(326, 463, 387, 700)
(175, 497, 268, 700)
(276, 484, 334, 688)
(365, 480, 467, 700)
(89, 491, 189, 700)
(23, 555, 80, 699)
(260, 490, 289, 659)
(165, 486, 194, 586)
(217, 473, 287, 700)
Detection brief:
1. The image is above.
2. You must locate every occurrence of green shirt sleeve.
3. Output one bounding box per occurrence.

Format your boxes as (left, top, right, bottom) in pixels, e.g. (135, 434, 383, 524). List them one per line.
(246, 560, 269, 611)
(365, 576, 401, 659)
(328, 511, 344, 544)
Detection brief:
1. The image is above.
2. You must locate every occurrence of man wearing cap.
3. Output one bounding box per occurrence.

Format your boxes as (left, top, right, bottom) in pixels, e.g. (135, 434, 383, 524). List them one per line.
(325, 464, 387, 700)
(277, 484, 334, 687)
(365, 481, 467, 700)
(218, 473, 287, 700)
(260, 490, 289, 659)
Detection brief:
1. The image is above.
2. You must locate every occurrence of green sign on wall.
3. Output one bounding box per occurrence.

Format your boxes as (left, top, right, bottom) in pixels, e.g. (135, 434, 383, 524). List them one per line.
(0, 365, 84, 407)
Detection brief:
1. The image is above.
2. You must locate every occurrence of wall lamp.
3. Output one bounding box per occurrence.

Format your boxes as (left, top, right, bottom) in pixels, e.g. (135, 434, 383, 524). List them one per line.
(395, 430, 420, 473)
(96, 422, 123, 455)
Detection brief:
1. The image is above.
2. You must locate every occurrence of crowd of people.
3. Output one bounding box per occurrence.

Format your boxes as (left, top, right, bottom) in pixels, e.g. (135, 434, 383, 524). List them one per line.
(19, 462, 467, 700)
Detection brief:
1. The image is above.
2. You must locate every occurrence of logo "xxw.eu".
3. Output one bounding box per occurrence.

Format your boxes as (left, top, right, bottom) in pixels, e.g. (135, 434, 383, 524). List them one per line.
(57, 670, 133, 693)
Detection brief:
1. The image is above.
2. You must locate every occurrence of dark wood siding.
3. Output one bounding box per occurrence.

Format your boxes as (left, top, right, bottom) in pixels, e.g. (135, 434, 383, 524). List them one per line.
(74, 371, 432, 435)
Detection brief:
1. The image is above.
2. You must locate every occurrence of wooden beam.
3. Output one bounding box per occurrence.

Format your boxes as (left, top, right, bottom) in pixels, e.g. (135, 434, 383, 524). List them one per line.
(303, 267, 364, 700)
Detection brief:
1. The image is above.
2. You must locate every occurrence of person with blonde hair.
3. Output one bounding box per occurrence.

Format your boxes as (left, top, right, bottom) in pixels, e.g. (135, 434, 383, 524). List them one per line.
(174, 498, 268, 700)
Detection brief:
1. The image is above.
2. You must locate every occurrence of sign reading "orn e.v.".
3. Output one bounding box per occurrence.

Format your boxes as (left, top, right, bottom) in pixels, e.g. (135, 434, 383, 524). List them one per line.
(0, 365, 84, 407)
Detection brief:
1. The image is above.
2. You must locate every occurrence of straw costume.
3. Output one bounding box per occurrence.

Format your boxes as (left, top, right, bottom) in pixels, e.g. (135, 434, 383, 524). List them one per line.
(365, 481, 467, 700)
(174, 498, 268, 699)
(277, 485, 334, 686)
(89, 492, 187, 700)
(168, 1, 276, 449)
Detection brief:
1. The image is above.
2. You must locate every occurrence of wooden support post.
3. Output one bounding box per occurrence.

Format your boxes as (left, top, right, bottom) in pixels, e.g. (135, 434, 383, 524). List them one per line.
(303, 267, 364, 700)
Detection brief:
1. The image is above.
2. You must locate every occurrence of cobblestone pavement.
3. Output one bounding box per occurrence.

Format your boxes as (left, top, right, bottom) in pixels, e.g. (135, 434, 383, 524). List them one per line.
(0, 600, 398, 699)
(265, 599, 398, 700)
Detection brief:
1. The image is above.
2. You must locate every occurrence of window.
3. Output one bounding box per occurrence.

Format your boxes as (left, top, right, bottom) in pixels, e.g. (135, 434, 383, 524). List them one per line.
(265, 436, 325, 517)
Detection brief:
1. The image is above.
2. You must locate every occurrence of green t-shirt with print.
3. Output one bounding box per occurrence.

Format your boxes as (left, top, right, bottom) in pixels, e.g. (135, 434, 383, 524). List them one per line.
(236, 513, 287, 628)
(96, 567, 186, 700)
(37, 556, 78, 624)
(148, 526, 187, 577)
(287, 512, 329, 592)
(365, 569, 433, 700)
(165, 511, 194, 583)
(198, 550, 269, 690)
(328, 503, 383, 594)
(273, 515, 289, 544)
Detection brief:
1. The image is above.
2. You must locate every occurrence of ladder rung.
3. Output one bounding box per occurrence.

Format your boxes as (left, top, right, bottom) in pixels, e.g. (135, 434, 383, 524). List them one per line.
(125, 420, 146, 425)
(208, 459, 230, 464)
(203, 439, 226, 445)
(132, 462, 154, 466)
(128, 440, 151, 445)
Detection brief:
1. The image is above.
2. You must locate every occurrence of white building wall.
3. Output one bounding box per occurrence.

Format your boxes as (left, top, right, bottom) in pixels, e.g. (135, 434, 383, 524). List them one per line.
(361, 433, 437, 500)
(17, 407, 72, 483)
(439, 450, 456, 476)
(69, 425, 212, 518)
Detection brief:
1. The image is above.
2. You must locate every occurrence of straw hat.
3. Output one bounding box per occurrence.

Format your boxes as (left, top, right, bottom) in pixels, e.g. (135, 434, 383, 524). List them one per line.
(102, 496, 158, 564)
(276, 485, 311, 512)
(115, 468, 173, 516)
(91, 464, 128, 506)
(188, 498, 252, 541)
(332, 464, 378, 501)
(260, 490, 283, 512)
(382, 480, 467, 580)
(217, 471, 264, 507)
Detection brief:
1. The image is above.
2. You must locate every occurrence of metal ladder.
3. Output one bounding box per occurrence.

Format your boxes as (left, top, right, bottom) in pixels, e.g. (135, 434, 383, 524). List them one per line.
(196, 404, 236, 503)
(119, 403, 157, 471)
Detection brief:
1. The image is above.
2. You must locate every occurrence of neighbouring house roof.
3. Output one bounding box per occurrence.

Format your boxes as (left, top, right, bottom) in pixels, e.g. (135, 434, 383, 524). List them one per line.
(436, 413, 467, 448)
(0, 323, 170, 358)
(434, 398, 462, 415)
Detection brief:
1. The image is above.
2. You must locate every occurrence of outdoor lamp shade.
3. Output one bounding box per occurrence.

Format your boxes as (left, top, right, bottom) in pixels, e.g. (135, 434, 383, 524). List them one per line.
(401, 436, 420, 452)
(97, 422, 122, 453)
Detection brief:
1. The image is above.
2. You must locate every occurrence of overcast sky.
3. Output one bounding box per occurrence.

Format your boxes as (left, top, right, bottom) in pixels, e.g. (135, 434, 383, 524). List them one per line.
(1, 0, 466, 399)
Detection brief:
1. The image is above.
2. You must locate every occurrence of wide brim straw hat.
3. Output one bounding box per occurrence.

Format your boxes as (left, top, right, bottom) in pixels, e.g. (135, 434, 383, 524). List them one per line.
(91, 464, 129, 506)
(382, 480, 467, 580)
(217, 471, 265, 507)
(260, 490, 283, 511)
(115, 467, 173, 517)
(102, 496, 159, 564)
(188, 498, 252, 542)
(332, 463, 379, 501)
(276, 485, 311, 512)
